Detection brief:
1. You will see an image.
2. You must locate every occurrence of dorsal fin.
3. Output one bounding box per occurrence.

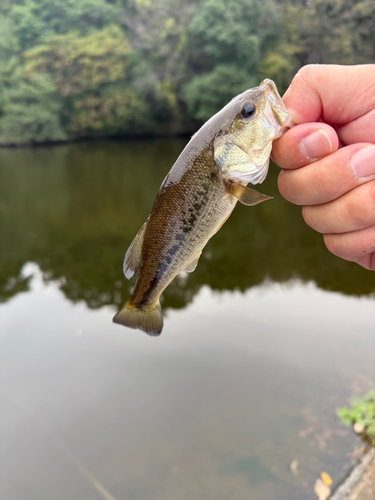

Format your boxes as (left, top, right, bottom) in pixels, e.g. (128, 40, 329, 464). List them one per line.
(123, 222, 147, 279)
(227, 181, 273, 206)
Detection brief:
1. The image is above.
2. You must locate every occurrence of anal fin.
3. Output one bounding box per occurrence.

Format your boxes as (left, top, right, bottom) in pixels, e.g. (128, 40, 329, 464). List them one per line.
(123, 221, 147, 279)
(227, 181, 273, 206)
(184, 252, 202, 273)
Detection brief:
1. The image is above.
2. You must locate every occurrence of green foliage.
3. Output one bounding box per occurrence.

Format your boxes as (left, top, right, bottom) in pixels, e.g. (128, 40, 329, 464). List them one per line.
(188, 0, 279, 69)
(10, 0, 118, 49)
(184, 0, 279, 121)
(258, 44, 300, 95)
(0, 71, 66, 145)
(337, 390, 375, 446)
(0, 15, 22, 88)
(3, 8, 144, 142)
(262, 0, 375, 92)
(1, 0, 375, 145)
(67, 86, 145, 136)
(0, 15, 65, 145)
(122, 0, 193, 119)
(183, 64, 257, 122)
(25, 26, 132, 96)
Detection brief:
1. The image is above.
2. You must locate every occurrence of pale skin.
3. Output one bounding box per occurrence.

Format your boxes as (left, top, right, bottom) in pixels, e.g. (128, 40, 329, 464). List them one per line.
(272, 64, 375, 271)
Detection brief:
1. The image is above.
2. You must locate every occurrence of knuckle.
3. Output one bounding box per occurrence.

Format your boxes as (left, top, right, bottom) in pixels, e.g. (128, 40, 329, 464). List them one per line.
(353, 230, 375, 255)
(325, 228, 375, 261)
(370, 252, 375, 271)
(344, 194, 364, 227)
(295, 64, 328, 91)
(323, 233, 342, 257)
(293, 65, 316, 86)
(302, 205, 320, 231)
(277, 170, 288, 198)
(290, 65, 325, 97)
(312, 162, 332, 199)
(346, 181, 375, 227)
(356, 252, 375, 271)
(278, 170, 298, 203)
(366, 180, 375, 217)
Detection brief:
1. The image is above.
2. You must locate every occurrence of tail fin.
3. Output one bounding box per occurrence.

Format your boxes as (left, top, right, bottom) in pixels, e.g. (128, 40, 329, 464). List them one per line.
(113, 300, 163, 336)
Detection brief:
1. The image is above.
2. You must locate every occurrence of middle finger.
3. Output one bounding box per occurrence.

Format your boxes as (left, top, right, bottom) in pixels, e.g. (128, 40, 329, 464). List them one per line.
(278, 144, 375, 205)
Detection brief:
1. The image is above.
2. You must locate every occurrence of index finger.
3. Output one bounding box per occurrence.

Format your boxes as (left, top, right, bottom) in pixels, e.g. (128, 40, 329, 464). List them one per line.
(272, 122, 339, 170)
(284, 64, 375, 126)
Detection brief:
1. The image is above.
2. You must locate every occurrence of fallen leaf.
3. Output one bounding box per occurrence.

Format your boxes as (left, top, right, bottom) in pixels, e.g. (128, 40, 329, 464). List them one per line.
(321, 472, 332, 486)
(314, 478, 331, 500)
(290, 459, 299, 476)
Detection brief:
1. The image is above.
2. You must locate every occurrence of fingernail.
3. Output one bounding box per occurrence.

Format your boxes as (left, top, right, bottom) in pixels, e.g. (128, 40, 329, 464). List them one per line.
(351, 147, 375, 179)
(300, 130, 332, 159)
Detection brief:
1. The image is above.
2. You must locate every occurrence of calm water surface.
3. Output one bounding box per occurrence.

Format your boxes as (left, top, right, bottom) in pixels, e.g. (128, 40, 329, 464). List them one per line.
(1, 140, 375, 500)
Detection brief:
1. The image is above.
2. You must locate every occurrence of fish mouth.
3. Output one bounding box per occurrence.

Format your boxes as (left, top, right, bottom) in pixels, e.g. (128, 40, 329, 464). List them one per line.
(259, 79, 293, 131)
(259, 79, 283, 104)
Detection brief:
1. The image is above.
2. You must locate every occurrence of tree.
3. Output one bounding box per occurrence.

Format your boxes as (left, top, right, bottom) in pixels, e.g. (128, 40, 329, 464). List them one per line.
(0, 15, 65, 145)
(66, 86, 145, 137)
(9, 0, 118, 49)
(25, 26, 132, 97)
(183, 64, 257, 122)
(259, 0, 375, 92)
(184, 0, 280, 121)
(0, 71, 66, 145)
(187, 0, 278, 70)
(122, 0, 196, 123)
(24, 25, 147, 138)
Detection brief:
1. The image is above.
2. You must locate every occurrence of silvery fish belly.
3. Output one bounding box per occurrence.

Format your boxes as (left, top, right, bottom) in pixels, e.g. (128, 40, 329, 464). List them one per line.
(113, 79, 292, 335)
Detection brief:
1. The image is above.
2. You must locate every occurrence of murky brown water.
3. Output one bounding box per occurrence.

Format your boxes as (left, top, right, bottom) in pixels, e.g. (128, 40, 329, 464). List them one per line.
(1, 139, 375, 500)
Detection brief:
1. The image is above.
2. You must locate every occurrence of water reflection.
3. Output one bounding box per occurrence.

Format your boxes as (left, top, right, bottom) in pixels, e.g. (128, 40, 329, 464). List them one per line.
(1, 139, 374, 313)
(2, 265, 375, 500)
(1, 140, 375, 500)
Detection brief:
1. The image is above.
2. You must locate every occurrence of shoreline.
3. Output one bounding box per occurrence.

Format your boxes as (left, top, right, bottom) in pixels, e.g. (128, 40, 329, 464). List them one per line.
(331, 448, 375, 500)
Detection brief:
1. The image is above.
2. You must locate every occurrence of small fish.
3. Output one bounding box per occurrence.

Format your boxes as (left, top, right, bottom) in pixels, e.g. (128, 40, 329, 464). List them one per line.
(113, 79, 292, 335)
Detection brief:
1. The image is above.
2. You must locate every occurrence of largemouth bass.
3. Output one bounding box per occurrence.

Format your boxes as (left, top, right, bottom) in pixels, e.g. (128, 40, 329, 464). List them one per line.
(114, 79, 292, 335)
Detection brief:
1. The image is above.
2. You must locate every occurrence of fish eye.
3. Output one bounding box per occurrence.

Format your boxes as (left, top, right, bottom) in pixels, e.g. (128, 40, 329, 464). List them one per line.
(241, 102, 256, 119)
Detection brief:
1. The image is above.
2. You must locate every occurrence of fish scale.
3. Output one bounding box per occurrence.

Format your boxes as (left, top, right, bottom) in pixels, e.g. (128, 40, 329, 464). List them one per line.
(135, 148, 236, 308)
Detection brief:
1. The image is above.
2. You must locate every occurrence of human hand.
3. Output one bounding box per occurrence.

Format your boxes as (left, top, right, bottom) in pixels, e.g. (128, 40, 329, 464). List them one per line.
(272, 64, 375, 270)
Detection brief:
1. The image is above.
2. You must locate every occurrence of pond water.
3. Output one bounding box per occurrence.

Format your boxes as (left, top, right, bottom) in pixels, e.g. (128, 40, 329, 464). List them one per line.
(1, 139, 375, 500)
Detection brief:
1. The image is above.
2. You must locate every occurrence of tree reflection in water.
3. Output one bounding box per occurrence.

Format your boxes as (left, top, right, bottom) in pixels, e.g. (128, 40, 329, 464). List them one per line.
(0, 139, 374, 313)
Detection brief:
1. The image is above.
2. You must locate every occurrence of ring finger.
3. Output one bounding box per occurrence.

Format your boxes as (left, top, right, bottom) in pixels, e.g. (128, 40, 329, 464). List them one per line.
(302, 180, 375, 233)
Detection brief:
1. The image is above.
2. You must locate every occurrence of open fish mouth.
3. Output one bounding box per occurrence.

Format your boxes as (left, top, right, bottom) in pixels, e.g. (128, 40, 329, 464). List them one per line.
(260, 79, 293, 133)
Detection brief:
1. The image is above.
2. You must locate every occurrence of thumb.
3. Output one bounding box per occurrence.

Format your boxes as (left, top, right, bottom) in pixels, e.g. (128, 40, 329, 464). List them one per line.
(283, 64, 375, 126)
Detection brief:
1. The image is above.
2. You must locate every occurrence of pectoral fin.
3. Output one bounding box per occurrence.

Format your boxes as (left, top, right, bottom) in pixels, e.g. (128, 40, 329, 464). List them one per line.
(184, 252, 202, 273)
(228, 182, 273, 206)
(123, 221, 147, 279)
